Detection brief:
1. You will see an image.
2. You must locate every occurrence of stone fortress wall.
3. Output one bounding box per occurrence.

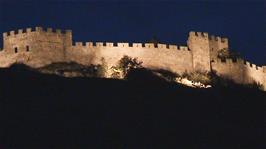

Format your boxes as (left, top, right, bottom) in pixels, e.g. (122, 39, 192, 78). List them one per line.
(0, 27, 72, 67)
(0, 27, 265, 90)
(67, 41, 193, 75)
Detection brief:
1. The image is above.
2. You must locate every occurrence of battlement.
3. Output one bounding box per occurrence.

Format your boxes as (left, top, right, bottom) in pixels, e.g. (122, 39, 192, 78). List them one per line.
(74, 42, 84, 47)
(71, 41, 190, 51)
(157, 44, 166, 49)
(0, 27, 265, 91)
(116, 43, 128, 47)
(168, 45, 177, 50)
(243, 60, 259, 69)
(179, 46, 189, 51)
(214, 58, 264, 72)
(3, 27, 71, 38)
(189, 31, 208, 37)
(144, 43, 154, 48)
(46, 28, 64, 34)
(209, 35, 228, 43)
(216, 58, 237, 63)
(132, 43, 142, 47)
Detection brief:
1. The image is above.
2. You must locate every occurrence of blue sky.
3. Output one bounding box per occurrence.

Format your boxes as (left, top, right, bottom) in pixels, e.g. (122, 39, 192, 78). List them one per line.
(0, 0, 265, 65)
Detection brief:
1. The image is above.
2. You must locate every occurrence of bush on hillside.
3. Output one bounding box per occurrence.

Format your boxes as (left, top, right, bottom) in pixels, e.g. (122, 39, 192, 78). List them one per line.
(111, 55, 143, 78)
(182, 71, 211, 84)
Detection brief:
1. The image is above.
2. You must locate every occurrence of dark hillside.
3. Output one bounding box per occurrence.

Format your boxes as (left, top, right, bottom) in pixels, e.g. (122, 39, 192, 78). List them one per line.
(0, 65, 265, 149)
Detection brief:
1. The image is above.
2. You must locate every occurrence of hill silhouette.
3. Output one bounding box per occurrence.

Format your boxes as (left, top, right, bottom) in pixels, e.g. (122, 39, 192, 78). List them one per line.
(0, 64, 265, 149)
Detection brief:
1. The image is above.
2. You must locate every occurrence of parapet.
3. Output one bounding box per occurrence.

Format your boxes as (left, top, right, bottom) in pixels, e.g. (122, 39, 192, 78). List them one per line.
(10, 31, 15, 36)
(144, 43, 155, 48)
(45, 28, 64, 34)
(75, 42, 84, 47)
(26, 28, 32, 33)
(209, 34, 228, 43)
(2, 26, 72, 38)
(133, 43, 142, 48)
(35, 26, 43, 32)
(251, 63, 256, 68)
(18, 29, 23, 34)
(96, 42, 104, 47)
(244, 60, 251, 66)
(157, 43, 167, 49)
(243, 60, 263, 71)
(256, 66, 262, 71)
(106, 42, 114, 47)
(216, 58, 241, 64)
(70, 40, 191, 53)
(221, 38, 228, 43)
(179, 46, 188, 51)
(224, 58, 233, 63)
(189, 31, 208, 37)
(214, 58, 264, 72)
(86, 42, 93, 47)
(117, 43, 129, 48)
(169, 45, 178, 50)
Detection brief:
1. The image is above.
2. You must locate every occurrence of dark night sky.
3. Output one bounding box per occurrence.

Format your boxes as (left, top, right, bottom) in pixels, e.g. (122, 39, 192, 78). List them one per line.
(0, 0, 265, 65)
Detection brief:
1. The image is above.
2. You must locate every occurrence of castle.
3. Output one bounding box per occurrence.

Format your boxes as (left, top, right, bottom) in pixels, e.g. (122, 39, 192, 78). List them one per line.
(0, 27, 265, 90)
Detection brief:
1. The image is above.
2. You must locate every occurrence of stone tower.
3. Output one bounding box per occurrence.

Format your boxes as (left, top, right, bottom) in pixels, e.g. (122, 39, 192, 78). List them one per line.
(0, 27, 265, 91)
(2, 27, 72, 67)
(187, 31, 211, 72)
(208, 35, 229, 61)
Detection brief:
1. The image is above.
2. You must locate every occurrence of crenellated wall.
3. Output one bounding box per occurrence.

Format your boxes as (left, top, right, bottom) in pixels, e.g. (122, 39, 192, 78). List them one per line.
(66, 41, 193, 74)
(0, 27, 72, 67)
(0, 27, 265, 90)
(211, 58, 244, 83)
(187, 31, 211, 72)
(211, 58, 266, 88)
(208, 35, 229, 61)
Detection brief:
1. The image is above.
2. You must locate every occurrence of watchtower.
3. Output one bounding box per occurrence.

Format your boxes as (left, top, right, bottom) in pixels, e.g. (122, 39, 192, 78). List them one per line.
(208, 35, 229, 61)
(187, 31, 211, 72)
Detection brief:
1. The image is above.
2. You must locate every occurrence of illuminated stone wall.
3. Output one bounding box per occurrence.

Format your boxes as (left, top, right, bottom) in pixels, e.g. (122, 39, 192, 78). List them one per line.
(0, 27, 72, 67)
(211, 58, 265, 87)
(187, 32, 211, 72)
(208, 36, 229, 61)
(0, 27, 265, 90)
(66, 42, 193, 75)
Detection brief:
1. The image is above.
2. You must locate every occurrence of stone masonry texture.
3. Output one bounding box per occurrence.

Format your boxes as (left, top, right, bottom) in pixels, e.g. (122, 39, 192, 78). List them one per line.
(0, 27, 265, 90)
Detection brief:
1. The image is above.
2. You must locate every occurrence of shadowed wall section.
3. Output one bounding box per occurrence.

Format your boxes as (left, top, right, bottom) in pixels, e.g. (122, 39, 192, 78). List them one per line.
(211, 58, 265, 88)
(208, 36, 229, 62)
